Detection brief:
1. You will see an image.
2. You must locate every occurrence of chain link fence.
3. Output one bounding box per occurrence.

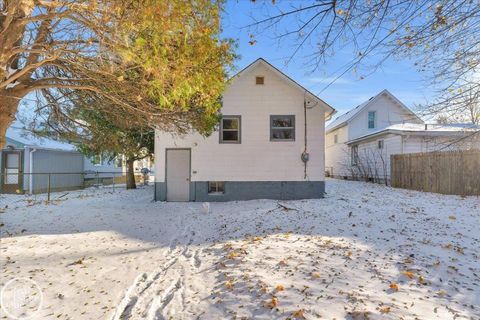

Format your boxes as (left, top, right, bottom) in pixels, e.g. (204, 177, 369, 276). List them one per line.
(0, 171, 152, 210)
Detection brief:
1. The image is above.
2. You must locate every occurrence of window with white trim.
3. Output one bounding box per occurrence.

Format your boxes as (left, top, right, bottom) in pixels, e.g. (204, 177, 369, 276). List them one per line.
(114, 156, 123, 168)
(368, 111, 376, 129)
(270, 115, 295, 141)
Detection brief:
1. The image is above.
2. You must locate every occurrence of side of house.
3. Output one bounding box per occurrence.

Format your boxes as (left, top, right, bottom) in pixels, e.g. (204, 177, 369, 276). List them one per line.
(154, 58, 335, 201)
(325, 90, 423, 179)
(345, 124, 480, 182)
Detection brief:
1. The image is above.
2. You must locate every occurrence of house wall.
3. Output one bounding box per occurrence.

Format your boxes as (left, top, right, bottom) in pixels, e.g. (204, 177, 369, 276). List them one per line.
(352, 134, 403, 180)
(325, 125, 350, 177)
(30, 149, 84, 193)
(348, 132, 480, 181)
(154, 62, 328, 201)
(348, 94, 422, 141)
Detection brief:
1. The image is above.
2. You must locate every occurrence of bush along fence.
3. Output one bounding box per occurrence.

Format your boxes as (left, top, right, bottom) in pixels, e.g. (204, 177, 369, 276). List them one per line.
(390, 150, 480, 196)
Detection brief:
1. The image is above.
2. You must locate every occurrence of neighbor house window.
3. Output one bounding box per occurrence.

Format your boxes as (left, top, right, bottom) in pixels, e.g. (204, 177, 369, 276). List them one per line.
(270, 115, 295, 141)
(208, 181, 225, 194)
(256, 76, 264, 85)
(220, 116, 241, 143)
(351, 145, 359, 165)
(114, 156, 123, 168)
(368, 111, 376, 129)
(334, 134, 338, 144)
(378, 140, 384, 149)
(92, 154, 103, 166)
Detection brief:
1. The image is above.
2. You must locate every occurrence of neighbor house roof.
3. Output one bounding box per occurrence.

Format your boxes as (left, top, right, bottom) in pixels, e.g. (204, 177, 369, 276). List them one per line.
(326, 89, 422, 133)
(5, 125, 78, 152)
(346, 123, 480, 145)
(230, 58, 337, 120)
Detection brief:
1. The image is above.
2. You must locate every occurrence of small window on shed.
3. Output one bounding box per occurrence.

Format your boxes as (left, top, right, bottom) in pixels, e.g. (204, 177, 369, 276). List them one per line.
(208, 181, 225, 195)
(378, 140, 384, 149)
(255, 76, 264, 85)
(334, 134, 338, 144)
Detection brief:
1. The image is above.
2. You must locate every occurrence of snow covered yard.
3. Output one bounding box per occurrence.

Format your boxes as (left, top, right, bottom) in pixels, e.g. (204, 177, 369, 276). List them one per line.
(1, 180, 479, 320)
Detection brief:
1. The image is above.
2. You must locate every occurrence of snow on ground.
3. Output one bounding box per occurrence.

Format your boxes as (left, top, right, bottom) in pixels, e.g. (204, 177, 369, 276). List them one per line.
(1, 180, 479, 320)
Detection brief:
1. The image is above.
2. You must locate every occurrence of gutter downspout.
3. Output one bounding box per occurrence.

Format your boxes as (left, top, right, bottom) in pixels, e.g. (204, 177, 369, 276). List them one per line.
(29, 148, 37, 194)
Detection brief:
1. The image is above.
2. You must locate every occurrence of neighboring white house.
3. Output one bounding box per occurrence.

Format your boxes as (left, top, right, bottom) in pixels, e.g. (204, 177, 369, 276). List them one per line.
(325, 90, 480, 181)
(154, 58, 336, 201)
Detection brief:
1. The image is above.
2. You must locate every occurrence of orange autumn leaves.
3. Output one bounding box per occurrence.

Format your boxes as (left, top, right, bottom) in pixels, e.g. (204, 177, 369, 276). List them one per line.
(390, 269, 429, 292)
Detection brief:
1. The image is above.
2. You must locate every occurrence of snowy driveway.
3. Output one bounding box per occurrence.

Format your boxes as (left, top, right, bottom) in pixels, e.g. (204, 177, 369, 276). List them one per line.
(1, 180, 479, 319)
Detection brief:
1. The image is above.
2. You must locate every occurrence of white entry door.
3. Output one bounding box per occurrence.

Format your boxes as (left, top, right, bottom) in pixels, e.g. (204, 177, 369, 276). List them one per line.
(166, 149, 190, 201)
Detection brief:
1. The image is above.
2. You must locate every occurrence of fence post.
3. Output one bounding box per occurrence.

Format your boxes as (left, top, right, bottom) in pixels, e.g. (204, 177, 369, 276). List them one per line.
(112, 173, 115, 192)
(47, 173, 51, 203)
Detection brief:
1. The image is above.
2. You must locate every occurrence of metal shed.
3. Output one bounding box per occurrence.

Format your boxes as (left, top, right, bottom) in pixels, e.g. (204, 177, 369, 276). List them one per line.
(1, 126, 84, 194)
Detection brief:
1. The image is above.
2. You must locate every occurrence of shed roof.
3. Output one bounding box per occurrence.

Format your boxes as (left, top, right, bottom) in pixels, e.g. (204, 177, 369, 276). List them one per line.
(5, 125, 78, 152)
(346, 123, 480, 144)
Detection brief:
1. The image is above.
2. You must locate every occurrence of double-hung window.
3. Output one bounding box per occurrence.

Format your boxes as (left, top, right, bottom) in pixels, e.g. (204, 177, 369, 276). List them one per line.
(220, 116, 241, 143)
(270, 115, 295, 141)
(368, 111, 376, 129)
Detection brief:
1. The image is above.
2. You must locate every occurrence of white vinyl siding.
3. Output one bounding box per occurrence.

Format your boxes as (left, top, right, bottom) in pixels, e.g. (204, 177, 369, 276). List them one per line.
(155, 62, 327, 182)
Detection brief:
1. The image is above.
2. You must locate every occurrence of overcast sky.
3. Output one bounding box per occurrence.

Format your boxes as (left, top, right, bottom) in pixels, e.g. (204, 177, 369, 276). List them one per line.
(222, 1, 436, 118)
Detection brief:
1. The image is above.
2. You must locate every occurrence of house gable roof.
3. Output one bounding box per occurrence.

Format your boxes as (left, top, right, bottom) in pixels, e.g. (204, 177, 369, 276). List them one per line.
(325, 89, 422, 133)
(230, 58, 337, 120)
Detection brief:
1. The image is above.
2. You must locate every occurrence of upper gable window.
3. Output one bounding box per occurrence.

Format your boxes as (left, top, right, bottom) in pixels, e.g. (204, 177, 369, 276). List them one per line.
(368, 111, 376, 129)
(255, 76, 264, 85)
(220, 116, 241, 143)
(270, 115, 295, 141)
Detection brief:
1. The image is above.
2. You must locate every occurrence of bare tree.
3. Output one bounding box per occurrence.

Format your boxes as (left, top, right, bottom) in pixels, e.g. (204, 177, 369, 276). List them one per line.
(341, 146, 389, 185)
(431, 85, 480, 125)
(244, 1, 479, 114)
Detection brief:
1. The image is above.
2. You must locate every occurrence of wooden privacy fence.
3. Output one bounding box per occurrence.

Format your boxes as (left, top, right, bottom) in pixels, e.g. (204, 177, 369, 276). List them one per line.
(391, 150, 480, 196)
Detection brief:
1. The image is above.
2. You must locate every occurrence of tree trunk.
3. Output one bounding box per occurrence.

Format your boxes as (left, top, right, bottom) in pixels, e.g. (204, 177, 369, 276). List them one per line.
(126, 157, 137, 189)
(0, 94, 20, 149)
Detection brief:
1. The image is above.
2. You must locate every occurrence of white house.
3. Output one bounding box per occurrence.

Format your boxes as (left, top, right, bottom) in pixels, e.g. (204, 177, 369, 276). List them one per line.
(154, 58, 336, 201)
(325, 90, 480, 181)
